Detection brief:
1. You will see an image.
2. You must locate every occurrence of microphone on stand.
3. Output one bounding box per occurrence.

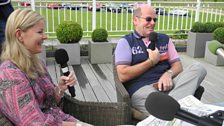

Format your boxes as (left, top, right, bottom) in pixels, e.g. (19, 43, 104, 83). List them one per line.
(55, 48, 76, 97)
(149, 32, 157, 50)
(208, 40, 224, 59)
(145, 92, 222, 126)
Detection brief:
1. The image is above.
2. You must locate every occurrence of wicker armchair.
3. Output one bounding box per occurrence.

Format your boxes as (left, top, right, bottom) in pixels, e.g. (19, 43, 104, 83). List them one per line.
(112, 54, 205, 122)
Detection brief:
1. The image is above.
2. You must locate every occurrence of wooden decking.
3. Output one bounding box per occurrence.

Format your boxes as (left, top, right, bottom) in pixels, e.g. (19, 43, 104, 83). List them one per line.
(179, 52, 224, 104)
(47, 57, 118, 103)
(46, 52, 224, 104)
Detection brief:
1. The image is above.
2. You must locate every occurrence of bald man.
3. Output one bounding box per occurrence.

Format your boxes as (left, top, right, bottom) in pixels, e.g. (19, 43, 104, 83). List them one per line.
(114, 4, 207, 116)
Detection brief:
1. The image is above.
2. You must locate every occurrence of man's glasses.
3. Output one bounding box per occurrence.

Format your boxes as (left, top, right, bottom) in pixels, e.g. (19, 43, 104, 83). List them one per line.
(137, 16, 157, 22)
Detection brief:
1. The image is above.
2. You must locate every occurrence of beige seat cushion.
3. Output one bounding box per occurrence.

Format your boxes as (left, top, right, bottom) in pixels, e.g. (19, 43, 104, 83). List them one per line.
(131, 107, 148, 121)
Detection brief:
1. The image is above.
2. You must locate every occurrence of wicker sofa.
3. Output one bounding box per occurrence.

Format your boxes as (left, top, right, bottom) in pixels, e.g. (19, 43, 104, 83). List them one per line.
(60, 57, 133, 125)
(61, 55, 132, 125)
(0, 94, 131, 126)
(62, 94, 131, 125)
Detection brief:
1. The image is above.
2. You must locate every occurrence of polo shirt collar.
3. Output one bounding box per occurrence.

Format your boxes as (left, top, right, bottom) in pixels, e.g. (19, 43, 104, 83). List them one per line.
(133, 30, 145, 39)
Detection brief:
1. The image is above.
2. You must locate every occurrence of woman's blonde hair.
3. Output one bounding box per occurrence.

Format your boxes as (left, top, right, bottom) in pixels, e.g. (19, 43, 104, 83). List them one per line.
(1, 8, 45, 79)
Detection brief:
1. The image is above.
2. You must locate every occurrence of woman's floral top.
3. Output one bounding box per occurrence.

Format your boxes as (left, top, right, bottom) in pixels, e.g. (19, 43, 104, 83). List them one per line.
(0, 60, 76, 126)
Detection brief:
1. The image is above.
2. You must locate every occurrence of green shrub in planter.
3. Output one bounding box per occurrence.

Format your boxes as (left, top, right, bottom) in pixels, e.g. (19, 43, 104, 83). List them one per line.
(56, 21, 83, 43)
(190, 22, 206, 33)
(171, 30, 187, 39)
(213, 27, 224, 44)
(214, 22, 224, 29)
(92, 28, 108, 42)
(204, 22, 217, 33)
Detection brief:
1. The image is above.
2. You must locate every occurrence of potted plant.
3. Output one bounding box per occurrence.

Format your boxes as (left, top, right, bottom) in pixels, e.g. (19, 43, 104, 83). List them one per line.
(170, 30, 188, 52)
(205, 27, 224, 66)
(56, 21, 83, 65)
(88, 28, 112, 64)
(213, 27, 224, 44)
(187, 22, 213, 58)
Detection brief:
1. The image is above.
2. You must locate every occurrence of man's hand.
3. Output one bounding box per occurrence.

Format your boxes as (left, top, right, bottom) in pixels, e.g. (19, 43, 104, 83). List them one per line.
(147, 48, 160, 66)
(157, 72, 173, 91)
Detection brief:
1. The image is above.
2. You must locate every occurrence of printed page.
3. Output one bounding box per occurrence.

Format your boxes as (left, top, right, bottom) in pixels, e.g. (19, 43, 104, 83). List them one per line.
(137, 95, 224, 126)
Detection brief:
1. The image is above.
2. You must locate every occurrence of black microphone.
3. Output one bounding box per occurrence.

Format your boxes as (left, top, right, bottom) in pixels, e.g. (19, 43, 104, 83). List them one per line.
(145, 92, 222, 126)
(149, 32, 157, 50)
(55, 48, 76, 97)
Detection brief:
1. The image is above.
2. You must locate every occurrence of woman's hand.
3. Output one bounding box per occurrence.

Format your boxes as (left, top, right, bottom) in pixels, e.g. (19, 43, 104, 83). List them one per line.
(58, 71, 77, 93)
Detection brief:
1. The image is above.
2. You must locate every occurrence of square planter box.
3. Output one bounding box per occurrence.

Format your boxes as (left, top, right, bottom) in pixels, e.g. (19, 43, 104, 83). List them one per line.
(111, 42, 117, 54)
(187, 31, 212, 58)
(204, 41, 224, 66)
(56, 43, 80, 65)
(88, 40, 113, 64)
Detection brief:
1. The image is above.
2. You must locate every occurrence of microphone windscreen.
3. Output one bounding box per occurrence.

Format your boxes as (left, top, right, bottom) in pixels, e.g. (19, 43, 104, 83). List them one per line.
(149, 32, 157, 50)
(145, 92, 180, 121)
(55, 48, 69, 65)
(208, 40, 223, 55)
(149, 32, 157, 42)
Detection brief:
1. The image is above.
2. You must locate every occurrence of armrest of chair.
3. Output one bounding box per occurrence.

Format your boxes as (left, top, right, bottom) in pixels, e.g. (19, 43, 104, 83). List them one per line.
(112, 55, 147, 122)
(112, 55, 130, 103)
(114, 72, 130, 103)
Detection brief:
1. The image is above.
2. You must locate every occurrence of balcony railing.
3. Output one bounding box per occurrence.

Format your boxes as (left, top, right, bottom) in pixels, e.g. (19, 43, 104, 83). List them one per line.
(11, 0, 224, 38)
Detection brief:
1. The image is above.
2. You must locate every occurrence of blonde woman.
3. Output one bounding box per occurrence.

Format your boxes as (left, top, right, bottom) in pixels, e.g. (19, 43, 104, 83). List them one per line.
(0, 8, 91, 126)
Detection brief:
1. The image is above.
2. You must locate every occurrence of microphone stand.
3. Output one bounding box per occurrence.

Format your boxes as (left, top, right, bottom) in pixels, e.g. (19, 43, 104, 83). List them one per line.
(199, 110, 224, 126)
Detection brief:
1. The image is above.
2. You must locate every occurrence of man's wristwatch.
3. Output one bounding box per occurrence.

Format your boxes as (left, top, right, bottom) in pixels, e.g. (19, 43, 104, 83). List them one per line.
(167, 70, 173, 77)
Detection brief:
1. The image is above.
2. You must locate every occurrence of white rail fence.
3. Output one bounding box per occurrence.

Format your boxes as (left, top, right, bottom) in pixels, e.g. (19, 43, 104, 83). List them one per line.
(12, 0, 224, 38)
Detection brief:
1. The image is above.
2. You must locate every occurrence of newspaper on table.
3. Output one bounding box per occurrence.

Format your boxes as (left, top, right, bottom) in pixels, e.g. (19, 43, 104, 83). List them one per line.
(137, 95, 224, 126)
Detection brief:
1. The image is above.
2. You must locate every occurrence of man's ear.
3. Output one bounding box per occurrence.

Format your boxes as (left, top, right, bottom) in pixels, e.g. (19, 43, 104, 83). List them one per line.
(15, 28, 23, 42)
(133, 16, 138, 26)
